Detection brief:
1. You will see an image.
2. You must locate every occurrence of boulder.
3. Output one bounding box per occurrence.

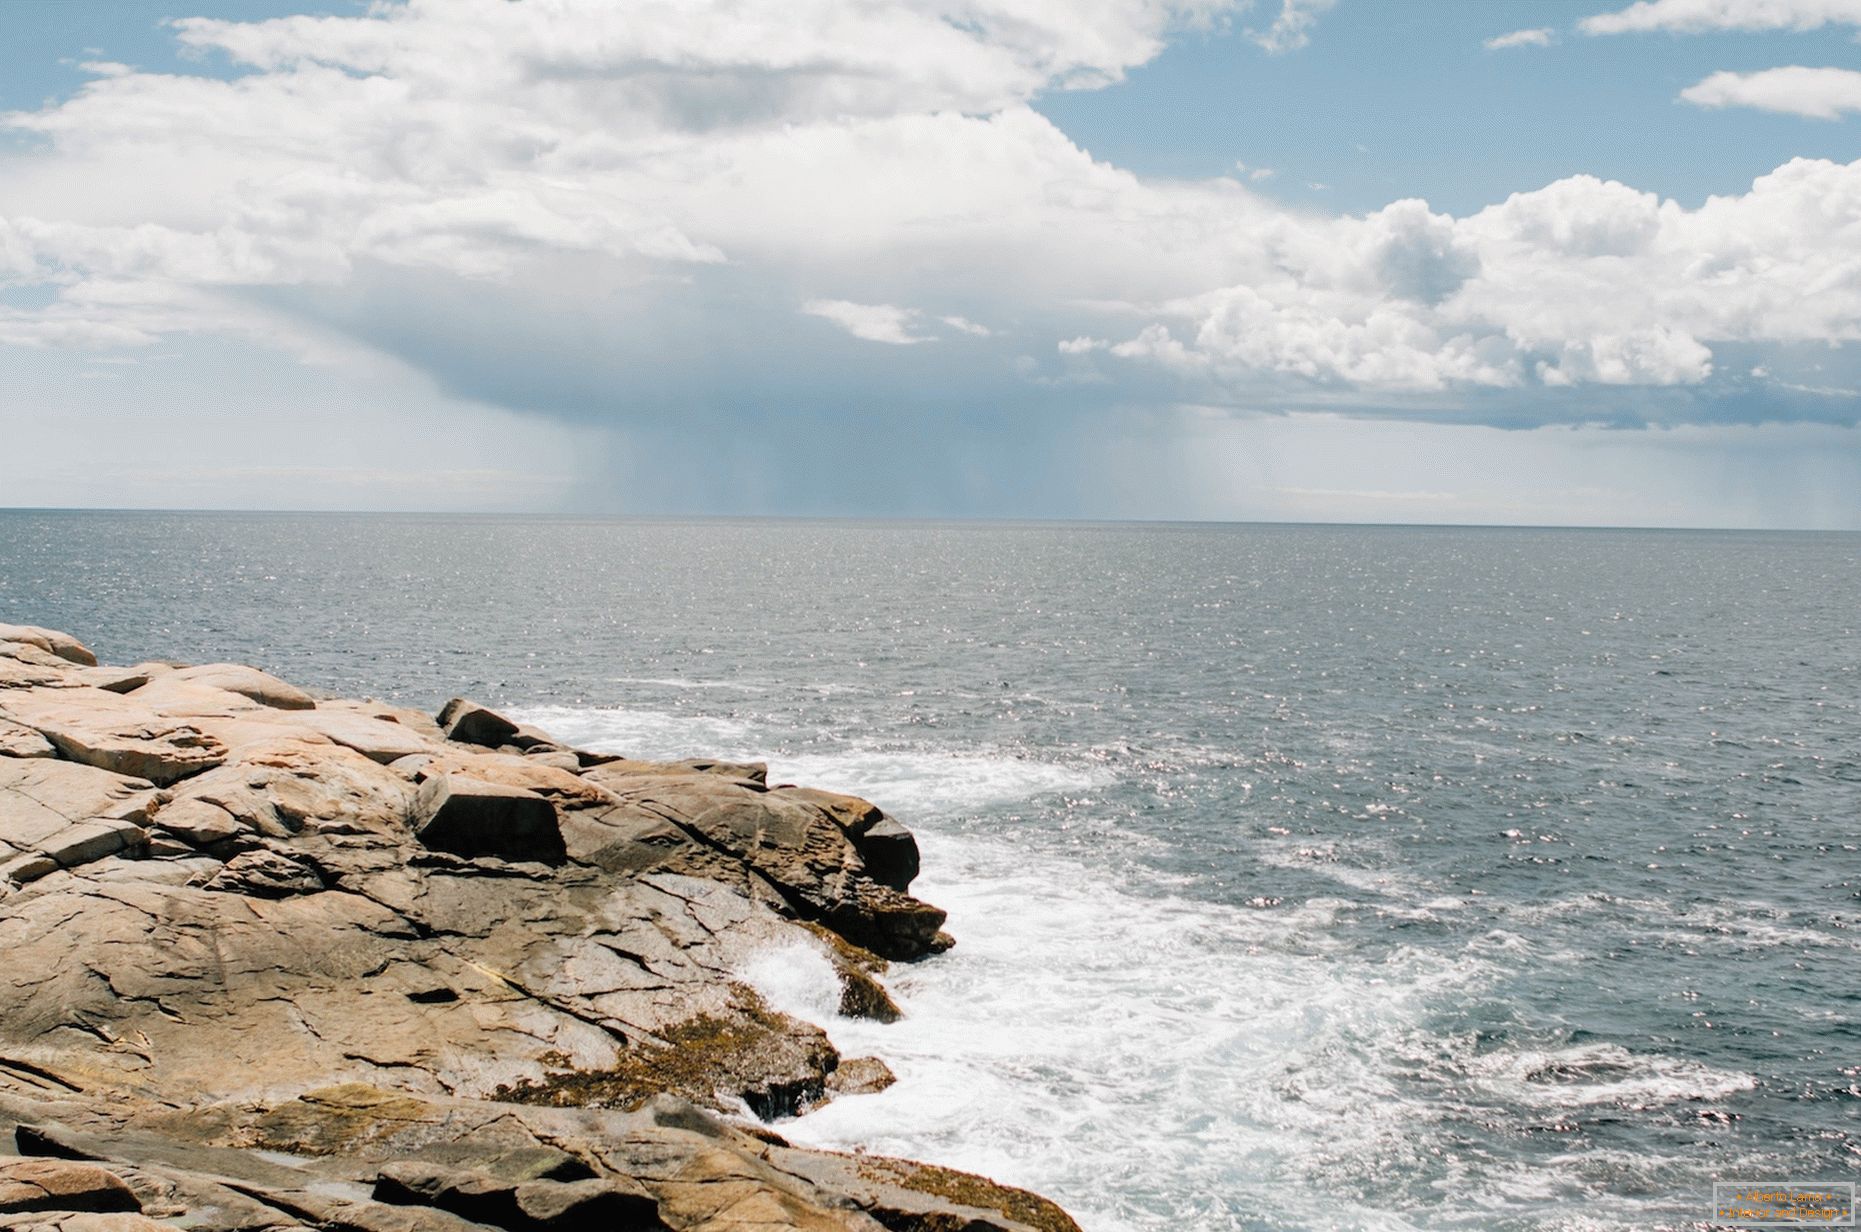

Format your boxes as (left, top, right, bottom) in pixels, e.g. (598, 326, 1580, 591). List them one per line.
(825, 1056, 897, 1097)
(144, 797, 249, 848)
(774, 786, 921, 892)
(572, 775, 946, 959)
(0, 625, 98, 667)
(413, 774, 565, 863)
(846, 816, 921, 894)
(407, 752, 613, 810)
(436, 700, 519, 749)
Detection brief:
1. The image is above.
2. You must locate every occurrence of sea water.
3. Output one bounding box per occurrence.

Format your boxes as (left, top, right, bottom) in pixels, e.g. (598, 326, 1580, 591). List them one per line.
(2, 511, 1855, 1231)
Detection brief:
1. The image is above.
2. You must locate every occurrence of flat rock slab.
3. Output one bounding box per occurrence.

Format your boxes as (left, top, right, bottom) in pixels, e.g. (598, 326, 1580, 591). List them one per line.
(0, 1160, 140, 1214)
(0, 759, 158, 857)
(579, 758, 769, 789)
(586, 775, 946, 959)
(279, 710, 446, 765)
(374, 1161, 665, 1232)
(0, 1216, 175, 1232)
(32, 818, 148, 874)
(408, 753, 613, 811)
(0, 658, 77, 691)
(72, 664, 172, 694)
(0, 626, 98, 667)
(0, 690, 225, 786)
(155, 740, 413, 847)
(0, 722, 55, 760)
(166, 664, 317, 711)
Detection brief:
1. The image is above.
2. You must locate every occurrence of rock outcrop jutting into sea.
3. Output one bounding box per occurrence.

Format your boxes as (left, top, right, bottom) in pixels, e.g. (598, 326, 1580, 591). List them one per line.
(0, 623, 1079, 1232)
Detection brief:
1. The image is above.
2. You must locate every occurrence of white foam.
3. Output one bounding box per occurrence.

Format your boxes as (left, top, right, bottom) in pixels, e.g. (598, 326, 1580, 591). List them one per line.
(513, 704, 755, 758)
(774, 748, 1108, 819)
(771, 826, 1516, 1232)
(509, 704, 1108, 821)
(514, 704, 1728, 1232)
(768, 826, 1736, 1231)
(1465, 1042, 1756, 1110)
(1505, 893, 1860, 955)
(738, 942, 844, 1025)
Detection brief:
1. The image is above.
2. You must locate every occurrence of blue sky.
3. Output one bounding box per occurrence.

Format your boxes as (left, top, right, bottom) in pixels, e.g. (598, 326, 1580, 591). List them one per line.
(1, 0, 1859, 525)
(1038, 1, 1861, 212)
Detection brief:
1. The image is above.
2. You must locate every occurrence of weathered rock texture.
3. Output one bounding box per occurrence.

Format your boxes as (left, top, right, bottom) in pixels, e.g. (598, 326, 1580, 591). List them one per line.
(0, 626, 1075, 1232)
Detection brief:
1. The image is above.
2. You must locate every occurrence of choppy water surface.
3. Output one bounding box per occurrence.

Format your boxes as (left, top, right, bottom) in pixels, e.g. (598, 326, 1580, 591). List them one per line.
(2, 511, 1856, 1231)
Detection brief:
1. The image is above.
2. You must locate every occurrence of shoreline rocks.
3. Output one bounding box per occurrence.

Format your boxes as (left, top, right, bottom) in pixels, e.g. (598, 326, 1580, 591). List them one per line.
(0, 625, 1077, 1232)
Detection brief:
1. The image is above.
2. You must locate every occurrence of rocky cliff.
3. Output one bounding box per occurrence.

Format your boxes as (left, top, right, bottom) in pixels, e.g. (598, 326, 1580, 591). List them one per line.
(0, 623, 1077, 1232)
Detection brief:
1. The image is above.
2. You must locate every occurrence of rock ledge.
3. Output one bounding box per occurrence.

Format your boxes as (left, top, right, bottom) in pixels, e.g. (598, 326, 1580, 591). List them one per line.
(0, 625, 1075, 1232)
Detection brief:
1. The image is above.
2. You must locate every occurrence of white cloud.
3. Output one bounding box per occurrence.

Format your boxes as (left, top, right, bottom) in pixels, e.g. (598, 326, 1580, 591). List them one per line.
(1681, 65, 1861, 118)
(166, 0, 1242, 120)
(1581, 0, 1861, 34)
(0, 0, 1250, 334)
(1111, 323, 1197, 366)
(940, 315, 992, 336)
(0, 0, 1857, 426)
(1484, 27, 1556, 50)
(802, 299, 932, 345)
(1250, 0, 1338, 53)
(1105, 163, 1861, 391)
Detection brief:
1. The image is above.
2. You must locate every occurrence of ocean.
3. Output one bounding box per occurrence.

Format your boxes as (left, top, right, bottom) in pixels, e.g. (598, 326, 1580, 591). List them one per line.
(2, 510, 1855, 1231)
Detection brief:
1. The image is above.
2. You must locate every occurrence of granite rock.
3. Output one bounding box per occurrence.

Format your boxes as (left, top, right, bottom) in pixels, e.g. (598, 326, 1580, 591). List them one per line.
(0, 626, 1076, 1232)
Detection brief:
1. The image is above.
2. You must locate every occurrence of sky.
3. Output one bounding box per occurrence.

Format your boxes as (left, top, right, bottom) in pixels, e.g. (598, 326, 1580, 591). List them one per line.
(1, 0, 1859, 526)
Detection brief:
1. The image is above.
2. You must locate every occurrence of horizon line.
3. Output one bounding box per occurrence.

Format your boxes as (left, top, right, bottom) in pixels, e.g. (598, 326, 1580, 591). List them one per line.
(2, 506, 1857, 535)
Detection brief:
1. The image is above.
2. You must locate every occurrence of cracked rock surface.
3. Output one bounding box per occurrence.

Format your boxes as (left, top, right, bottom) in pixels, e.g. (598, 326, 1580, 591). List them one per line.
(0, 627, 1076, 1232)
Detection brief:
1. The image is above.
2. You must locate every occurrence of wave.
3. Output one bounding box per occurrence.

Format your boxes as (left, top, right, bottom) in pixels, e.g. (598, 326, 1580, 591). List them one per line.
(1463, 1041, 1756, 1110)
(520, 703, 1753, 1232)
(510, 704, 1108, 820)
(755, 824, 1500, 1231)
(511, 704, 756, 758)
